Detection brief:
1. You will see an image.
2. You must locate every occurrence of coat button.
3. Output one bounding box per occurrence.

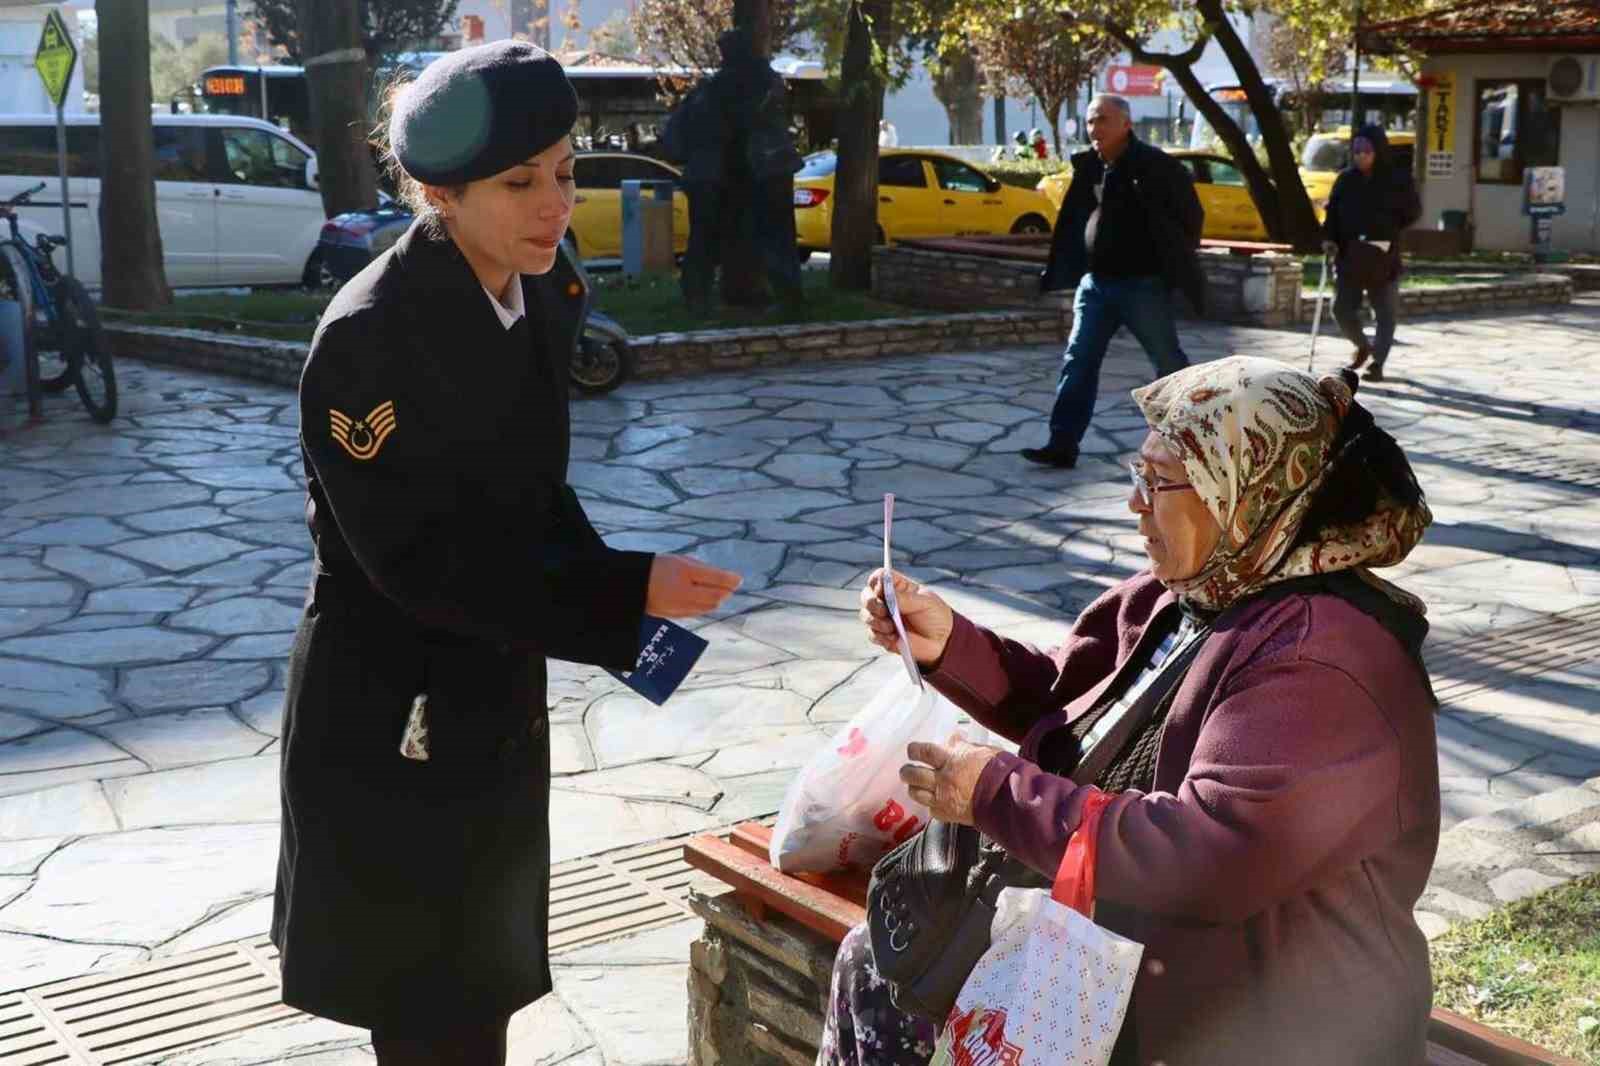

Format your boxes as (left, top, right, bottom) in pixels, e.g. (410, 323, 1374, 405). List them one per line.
(1145, 958, 1165, 977)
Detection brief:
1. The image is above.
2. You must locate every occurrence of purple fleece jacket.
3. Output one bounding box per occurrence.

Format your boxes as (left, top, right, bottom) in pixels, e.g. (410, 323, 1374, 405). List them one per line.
(927, 571, 1440, 1066)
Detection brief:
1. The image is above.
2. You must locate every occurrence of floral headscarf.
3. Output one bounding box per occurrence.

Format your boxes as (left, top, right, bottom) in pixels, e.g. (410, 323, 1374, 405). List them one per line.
(1132, 356, 1431, 613)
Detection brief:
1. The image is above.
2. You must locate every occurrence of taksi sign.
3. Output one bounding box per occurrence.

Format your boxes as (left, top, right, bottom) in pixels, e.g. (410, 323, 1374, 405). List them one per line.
(1105, 65, 1165, 97)
(34, 8, 78, 109)
(1426, 72, 1455, 179)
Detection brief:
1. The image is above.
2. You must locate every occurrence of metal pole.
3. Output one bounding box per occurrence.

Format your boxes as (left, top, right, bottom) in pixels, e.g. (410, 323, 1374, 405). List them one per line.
(1350, 0, 1362, 132)
(226, 0, 238, 65)
(259, 67, 268, 122)
(994, 93, 1005, 146)
(54, 102, 73, 281)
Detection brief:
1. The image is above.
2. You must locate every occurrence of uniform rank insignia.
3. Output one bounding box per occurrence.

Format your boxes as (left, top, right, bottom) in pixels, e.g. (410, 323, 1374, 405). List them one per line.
(330, 401, 397, 460)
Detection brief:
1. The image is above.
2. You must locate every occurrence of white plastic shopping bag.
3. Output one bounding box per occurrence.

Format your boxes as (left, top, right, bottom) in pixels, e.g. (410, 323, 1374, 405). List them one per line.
(769, 666, 960, 873)
(930, 791, 1142, 1066)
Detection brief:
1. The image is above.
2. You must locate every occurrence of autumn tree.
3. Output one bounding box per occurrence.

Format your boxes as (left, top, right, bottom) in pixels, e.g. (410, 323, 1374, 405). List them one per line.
(588, 11, 639, 57)
(97, 0, 171, 309)
(929, 48, 984, 144)
(632, 0, 799, 81)
(970, 7, 1117, 154)
(1262, 15, 1348, 137)
(150, 32, 231, 104)
(298, 0, 379, 217)
(247, 0, 461, 63)
(830, 0, 894, 291)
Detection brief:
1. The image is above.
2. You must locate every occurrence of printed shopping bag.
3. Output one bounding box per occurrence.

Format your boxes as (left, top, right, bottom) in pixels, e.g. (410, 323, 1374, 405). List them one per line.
(929, 790, 1142, 1066)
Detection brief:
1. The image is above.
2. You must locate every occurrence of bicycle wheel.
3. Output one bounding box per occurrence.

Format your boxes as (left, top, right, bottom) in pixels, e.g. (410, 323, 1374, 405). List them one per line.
(58, 278, 116, 423)
(0, 243, 42, 394)
(32, 284, 75, 393)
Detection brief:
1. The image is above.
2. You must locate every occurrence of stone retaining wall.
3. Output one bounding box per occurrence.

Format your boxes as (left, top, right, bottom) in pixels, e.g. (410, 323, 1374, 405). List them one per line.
(1300, 273, 1573, 319)
(871, 245, 1306, 328)
(687, 890, 835, 1066)
(106, 309, 1071, 388)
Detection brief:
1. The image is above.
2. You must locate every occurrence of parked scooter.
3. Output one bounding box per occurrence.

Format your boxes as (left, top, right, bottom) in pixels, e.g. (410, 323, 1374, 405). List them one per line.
(564, 240, 635, 395)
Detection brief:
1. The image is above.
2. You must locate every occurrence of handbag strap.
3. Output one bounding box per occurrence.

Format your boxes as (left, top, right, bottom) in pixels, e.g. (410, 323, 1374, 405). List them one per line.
(1068, 620, 1210, 788)
(1051, 788, 1115, 916)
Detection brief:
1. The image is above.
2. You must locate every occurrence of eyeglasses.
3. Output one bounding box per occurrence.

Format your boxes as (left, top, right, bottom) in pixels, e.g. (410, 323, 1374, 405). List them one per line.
(1130, 461, 1194, 507)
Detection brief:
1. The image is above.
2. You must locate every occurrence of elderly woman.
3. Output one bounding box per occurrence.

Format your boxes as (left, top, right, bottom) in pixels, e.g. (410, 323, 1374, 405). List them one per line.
(823, 356, 1439, 1066)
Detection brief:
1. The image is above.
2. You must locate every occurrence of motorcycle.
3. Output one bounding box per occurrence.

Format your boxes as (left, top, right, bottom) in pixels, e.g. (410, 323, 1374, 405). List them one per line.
(564, 241, 635, 396)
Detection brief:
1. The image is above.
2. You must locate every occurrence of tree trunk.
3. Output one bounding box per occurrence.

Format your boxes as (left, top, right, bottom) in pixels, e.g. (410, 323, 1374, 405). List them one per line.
(1107, 22, 1297, 247)
(1199, 1, 1322, 249)
(96, 0, 170, 309)
(1043, 94, 1066, 156)
(933, 49, 983, 145)
(720, 0, 773, 308)
(830, 0, 891, 292)
(298, 0, 377, 218)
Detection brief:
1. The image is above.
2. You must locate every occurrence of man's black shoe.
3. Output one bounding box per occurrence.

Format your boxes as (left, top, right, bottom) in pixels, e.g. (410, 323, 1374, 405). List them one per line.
(1021, 442, 1078, 468)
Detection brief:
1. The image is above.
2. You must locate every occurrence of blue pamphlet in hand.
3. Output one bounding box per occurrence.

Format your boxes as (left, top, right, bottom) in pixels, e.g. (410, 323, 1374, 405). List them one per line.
(607, 615, 710, 706)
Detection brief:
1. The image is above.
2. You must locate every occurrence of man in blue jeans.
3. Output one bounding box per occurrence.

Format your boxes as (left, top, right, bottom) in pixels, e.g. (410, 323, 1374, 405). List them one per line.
(1023, 96, 1206, 468)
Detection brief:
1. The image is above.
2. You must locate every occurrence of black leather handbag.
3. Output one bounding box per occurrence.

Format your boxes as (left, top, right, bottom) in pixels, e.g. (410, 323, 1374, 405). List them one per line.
(865, 617, 1209, 1022)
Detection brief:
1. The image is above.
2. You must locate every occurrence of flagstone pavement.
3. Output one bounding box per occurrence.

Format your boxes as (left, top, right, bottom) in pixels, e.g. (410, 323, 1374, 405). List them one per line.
(0, 297, 1597, 1063)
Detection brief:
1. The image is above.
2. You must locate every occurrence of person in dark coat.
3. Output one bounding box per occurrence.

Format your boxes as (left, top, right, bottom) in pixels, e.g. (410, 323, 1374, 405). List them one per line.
(1024, 94, 1205, 470)
(710, 28, 804, 310)
(663, 81, 727, 314)
(1322, 123, 1422, 382)
(270, 41, 741, 1065)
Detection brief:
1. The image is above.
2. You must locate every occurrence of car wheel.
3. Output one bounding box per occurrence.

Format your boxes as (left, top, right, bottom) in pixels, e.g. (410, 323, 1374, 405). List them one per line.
(1010, 214, 1051, 236)
(302, 250, 341, 292)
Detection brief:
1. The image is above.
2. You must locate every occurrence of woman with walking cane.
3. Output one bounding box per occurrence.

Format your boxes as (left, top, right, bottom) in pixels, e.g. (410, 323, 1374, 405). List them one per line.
(1322, 124, 1422, 382)
(270, 41, 740, 1065)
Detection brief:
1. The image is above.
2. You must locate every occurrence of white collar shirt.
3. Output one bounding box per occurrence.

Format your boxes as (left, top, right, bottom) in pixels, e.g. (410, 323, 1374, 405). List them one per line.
(482, 275, 526, 330)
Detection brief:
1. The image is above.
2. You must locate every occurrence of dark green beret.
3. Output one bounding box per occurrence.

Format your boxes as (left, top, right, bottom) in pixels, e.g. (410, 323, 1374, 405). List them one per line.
(390, 40, 577, 186)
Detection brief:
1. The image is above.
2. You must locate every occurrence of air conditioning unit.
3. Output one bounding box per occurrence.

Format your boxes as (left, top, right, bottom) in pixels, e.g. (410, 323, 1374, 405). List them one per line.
(1547, 55, 1600, 104)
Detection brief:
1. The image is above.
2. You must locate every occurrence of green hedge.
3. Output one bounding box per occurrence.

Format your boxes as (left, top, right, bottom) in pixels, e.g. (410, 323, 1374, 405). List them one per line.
(984, 158, 1072, 191)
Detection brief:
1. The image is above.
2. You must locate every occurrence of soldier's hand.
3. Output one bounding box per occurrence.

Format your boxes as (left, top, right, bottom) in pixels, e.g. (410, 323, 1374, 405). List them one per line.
(646, 555, 742, 618)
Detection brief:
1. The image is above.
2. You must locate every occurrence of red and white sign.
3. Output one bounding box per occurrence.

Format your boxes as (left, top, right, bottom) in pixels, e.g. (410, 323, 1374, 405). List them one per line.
(1104, 64, 1165, 96)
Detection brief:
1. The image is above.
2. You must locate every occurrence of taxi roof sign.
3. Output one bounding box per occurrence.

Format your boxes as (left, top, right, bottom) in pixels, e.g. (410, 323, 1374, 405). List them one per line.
(35, 9, 78, 109)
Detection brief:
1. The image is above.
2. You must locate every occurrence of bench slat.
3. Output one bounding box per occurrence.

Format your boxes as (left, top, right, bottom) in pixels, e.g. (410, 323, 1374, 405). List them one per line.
(1429, 1007, 1583, 1066)
(684, 834, 866, 943)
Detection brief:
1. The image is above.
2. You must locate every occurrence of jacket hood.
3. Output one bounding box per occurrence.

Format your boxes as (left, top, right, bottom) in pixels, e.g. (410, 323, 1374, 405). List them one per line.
(1354, 124, 1395, 172)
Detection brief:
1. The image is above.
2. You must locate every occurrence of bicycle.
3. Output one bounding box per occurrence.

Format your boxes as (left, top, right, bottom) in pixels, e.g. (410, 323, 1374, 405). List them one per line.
(0, 182, 116, 422)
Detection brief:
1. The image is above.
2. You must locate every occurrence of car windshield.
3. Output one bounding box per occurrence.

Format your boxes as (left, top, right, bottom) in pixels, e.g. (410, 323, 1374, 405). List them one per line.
(797, 152, 837, 179)
(1302, 137, 1348, 172)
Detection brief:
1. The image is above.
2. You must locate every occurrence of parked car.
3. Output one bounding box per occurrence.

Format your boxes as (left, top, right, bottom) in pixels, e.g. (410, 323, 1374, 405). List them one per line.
(0, 114, 324, 289)
(1035, 149, 1270, 241)
(792, 148, 1057, 254)
(316, 151, 689, 285)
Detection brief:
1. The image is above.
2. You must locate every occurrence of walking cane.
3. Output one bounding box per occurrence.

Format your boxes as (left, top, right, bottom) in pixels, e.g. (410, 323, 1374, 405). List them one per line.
(1307, 252, 1330, 372)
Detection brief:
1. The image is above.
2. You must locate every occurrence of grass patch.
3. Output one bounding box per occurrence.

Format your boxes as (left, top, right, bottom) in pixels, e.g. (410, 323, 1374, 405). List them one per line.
(1298, 261, 1521, 291)
(1430, 873, 1600, 1064)
(102, 290, 330, 343)
(97, 269, 927, 343)
(586, 268, 926, 335)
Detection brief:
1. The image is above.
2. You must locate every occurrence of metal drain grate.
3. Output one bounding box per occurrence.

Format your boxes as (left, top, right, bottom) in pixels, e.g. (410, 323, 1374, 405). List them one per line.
(1429, 601, 1600, 704)
(1421, 442, 1600, 492)
(2, 827, 747, 1065)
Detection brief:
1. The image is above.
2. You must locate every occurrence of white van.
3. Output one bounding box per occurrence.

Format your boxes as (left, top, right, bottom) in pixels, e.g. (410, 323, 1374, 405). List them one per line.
(0, 113, 325, 289)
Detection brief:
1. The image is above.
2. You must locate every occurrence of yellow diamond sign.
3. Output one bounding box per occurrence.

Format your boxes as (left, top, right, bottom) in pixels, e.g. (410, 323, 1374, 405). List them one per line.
(35, 9, 78, 109)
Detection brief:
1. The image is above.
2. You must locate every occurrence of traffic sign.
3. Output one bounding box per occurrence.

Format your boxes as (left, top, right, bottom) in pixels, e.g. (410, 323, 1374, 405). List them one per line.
(34, 9, 77, 109)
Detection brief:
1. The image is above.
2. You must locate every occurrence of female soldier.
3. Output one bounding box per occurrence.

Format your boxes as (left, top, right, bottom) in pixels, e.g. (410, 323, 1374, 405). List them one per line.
(270, 42, 741, 1065)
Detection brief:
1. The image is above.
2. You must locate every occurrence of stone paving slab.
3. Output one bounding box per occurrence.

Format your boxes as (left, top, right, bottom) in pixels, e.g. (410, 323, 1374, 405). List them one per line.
(0, 297, 1597, 1062)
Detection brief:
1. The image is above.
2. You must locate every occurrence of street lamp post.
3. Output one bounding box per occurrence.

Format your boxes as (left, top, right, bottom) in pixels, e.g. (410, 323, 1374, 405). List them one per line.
(1349, 0, 1363, 133)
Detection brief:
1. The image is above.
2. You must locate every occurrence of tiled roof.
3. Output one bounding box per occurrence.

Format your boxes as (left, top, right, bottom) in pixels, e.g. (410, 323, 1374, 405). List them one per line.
(1362, 0, 1600, 51)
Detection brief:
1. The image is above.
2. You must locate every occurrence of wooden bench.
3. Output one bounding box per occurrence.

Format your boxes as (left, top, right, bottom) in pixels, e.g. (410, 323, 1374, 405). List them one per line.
(683, 822, 1581, 1066)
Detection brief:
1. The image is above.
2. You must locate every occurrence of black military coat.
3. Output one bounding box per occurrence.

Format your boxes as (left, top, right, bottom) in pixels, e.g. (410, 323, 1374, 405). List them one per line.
(270, 222, 654, 1033)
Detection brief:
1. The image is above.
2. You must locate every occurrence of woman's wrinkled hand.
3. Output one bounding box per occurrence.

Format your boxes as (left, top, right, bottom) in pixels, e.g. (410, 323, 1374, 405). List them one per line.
(858, 568, 954, 667)
(900, 733, 1003, 826)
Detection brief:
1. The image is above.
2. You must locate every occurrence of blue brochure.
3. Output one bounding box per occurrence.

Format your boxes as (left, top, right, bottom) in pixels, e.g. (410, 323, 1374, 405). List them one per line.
(607, 615, 710, 706)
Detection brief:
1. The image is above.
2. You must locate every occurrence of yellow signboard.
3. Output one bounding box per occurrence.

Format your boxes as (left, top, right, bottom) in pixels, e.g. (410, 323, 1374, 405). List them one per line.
(1426, 72, 1456, 179)
(34, 9, 78, 109)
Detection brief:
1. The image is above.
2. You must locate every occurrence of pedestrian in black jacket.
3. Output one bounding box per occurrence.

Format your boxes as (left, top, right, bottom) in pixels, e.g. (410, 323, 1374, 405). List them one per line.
(270, 42, 741, 1065)
(663, 81, 728, 314)
(1025, 95, 1205, 469)
(1321, 124, 1421, 382)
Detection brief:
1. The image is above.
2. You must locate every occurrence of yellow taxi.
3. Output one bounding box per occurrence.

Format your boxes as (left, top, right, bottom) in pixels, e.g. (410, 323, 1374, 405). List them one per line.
(568, 151, 689, 260)
(793, 148, 1058, 253)
(1035, 149, 1270, 241)
(1300, 129, 1416, 219)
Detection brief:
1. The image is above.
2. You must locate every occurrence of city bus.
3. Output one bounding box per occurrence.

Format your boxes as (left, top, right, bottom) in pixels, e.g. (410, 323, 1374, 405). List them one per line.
(196, 65, 314, 143)
(1188, 75, 1418, 152)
